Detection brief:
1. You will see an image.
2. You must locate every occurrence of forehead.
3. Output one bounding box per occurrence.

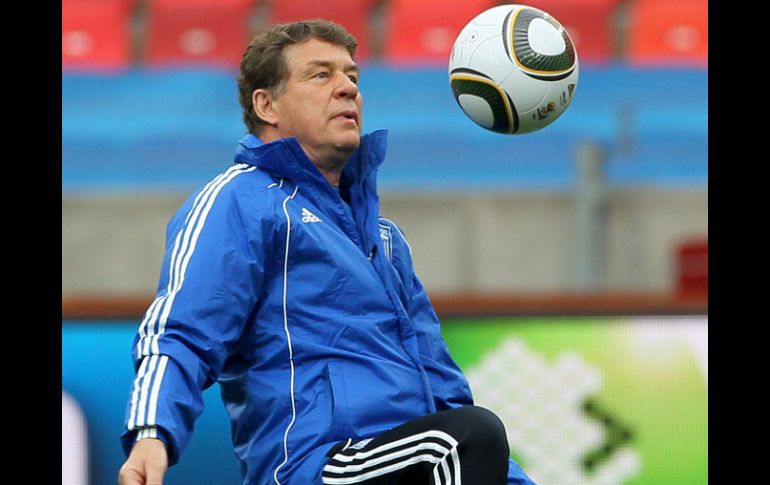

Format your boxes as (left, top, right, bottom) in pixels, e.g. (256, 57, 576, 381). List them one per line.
(284, 38, 356, 73)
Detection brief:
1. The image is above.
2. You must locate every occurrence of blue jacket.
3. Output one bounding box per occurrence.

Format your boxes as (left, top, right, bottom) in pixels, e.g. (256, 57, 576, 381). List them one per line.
(121, 130, 534, 484)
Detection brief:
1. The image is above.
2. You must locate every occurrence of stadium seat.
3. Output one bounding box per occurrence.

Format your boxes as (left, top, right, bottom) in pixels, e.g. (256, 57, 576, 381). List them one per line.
(676, 237, 708, 297)
(145, 0, 257, 68)
(382, 0, 496, 65)
(524, 0, 620, 64)
(267, 0, 377, 61)
(626, 0, 708, 67)
(62, 0, 135, 71)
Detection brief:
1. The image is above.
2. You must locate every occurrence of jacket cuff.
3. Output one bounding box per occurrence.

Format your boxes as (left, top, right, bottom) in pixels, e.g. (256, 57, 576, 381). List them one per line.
(135, 426, 167, 445)
(133, 426, 176, 464)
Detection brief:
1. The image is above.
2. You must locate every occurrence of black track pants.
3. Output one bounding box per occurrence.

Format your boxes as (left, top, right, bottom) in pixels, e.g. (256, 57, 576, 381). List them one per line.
(320, 405, 510, 484)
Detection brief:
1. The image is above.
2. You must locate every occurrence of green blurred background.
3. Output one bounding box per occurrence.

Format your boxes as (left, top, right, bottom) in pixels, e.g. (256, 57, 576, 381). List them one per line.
(443, 317, 707, 484)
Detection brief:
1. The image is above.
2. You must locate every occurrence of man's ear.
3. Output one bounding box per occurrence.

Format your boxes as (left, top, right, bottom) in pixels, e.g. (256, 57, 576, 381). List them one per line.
(252, 89, 279, 126)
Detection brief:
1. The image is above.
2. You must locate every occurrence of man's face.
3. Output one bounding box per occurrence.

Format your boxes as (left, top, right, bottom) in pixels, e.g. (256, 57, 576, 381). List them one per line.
(271, 38, 363, 166)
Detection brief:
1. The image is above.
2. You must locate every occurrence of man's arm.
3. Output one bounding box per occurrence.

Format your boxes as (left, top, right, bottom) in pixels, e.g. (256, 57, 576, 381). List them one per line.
(118, 180, 270, 478)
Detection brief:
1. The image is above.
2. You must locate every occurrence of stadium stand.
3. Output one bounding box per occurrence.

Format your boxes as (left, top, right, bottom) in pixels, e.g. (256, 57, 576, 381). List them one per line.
(266, 0, 378, 61)
(62, 66, 707, 191)
(382, 0, 496, 65)
(62, 0, 708, 302)
(626, 0, 708, 66)
(144, 0, 257, 68)
(62, 0, 135, 71)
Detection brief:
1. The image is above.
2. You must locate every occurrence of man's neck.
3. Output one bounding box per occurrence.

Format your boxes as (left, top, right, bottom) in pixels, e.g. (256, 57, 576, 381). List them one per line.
(299, 144, 351, 188)
(313, 163, 344, 187)
(258, 131, 350, 187)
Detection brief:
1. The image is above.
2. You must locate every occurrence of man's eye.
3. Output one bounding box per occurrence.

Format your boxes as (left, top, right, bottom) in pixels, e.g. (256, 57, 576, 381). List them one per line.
(314, 72, 330, 79)
(348, 75, 359, 84)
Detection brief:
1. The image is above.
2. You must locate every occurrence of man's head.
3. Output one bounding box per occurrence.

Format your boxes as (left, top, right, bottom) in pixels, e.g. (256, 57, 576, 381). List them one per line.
(238, 20, 363, 170)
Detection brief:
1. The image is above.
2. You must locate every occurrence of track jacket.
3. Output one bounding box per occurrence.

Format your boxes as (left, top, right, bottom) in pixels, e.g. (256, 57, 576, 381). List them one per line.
(121, 130, 534, 484)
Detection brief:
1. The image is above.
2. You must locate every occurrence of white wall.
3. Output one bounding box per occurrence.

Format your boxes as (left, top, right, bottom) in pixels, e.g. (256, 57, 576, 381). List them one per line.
(62, 188, 707, 295)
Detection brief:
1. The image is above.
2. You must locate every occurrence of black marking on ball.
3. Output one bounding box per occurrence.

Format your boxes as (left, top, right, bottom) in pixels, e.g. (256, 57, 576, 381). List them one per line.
(512, 8, 576, 73)
(449, 68, 494, 81)
(522, 67, 576, 82)
(504, 90, 520, 133)
(502, 8, 514, 63)
(450, 78, 514, 134)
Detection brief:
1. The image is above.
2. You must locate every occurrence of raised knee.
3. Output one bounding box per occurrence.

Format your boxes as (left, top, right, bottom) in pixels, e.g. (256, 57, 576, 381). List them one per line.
(460, 406, 509, 452)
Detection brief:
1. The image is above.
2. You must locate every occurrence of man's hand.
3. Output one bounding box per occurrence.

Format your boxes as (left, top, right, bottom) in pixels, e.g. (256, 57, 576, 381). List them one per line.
(118, 438, 168, 485)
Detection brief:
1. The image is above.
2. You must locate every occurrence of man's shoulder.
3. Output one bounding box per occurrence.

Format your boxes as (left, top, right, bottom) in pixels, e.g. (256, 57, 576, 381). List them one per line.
(204, 163, 287, 194)
(175, 165, 286, 220)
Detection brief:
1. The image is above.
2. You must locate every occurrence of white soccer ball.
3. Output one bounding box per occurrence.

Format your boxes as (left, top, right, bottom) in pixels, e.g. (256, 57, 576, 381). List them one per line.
(448, 4, 579, 135)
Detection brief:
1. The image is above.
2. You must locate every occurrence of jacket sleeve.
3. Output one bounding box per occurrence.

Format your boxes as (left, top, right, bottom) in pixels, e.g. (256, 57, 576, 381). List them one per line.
(508, 457, 538, 484)
(382, 219, 474, 411)
(120, 182, 269, 466)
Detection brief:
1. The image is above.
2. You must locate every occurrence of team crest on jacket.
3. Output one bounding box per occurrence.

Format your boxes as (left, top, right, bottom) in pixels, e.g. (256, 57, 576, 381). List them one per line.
(379, 224, 393, 262)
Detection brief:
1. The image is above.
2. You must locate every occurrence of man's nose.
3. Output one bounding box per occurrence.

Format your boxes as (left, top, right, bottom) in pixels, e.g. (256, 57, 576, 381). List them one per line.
(335, 72, 358, 98)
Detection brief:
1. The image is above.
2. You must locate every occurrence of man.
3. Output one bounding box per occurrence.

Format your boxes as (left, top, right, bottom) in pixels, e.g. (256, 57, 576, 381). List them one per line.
(118, 20, 536, 485)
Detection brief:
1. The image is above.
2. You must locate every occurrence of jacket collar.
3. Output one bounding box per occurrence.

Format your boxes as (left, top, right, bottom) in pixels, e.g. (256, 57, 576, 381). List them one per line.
(233, 129, 388, 192)
(234, 130, 388, 254)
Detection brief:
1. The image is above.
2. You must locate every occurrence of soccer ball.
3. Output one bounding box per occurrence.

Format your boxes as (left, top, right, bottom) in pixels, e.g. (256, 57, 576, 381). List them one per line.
(449, 4, 579, 135)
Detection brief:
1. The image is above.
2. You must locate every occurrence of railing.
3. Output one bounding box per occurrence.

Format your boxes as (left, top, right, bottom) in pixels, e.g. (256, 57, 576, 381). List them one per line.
(62, 290, 706, 321)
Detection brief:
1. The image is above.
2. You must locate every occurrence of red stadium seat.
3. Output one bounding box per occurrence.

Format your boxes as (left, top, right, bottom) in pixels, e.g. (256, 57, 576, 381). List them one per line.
(626, 0, 708, 67)
(383, 0, 496, 65)
(676, 237, 708, 297)
(145, 0, 257, 68)
(267, 0, 377, 61)
(62, 0, 135, 71)
(524, 0, 620, 64)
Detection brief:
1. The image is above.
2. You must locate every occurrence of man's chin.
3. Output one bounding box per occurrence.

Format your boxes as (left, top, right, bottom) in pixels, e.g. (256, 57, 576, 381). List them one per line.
(335, 134, 361, 154)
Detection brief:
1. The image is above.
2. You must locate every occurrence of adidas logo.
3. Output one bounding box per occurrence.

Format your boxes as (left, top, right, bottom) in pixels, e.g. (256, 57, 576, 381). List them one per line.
(301, 208, 322, 223)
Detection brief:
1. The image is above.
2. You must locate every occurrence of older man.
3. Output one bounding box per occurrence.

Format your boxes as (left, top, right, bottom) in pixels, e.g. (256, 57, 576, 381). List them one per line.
(118, 19, 536, 485)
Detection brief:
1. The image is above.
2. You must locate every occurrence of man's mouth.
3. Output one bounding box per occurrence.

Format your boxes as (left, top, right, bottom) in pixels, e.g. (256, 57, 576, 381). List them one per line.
(333, 110, 358, 124)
